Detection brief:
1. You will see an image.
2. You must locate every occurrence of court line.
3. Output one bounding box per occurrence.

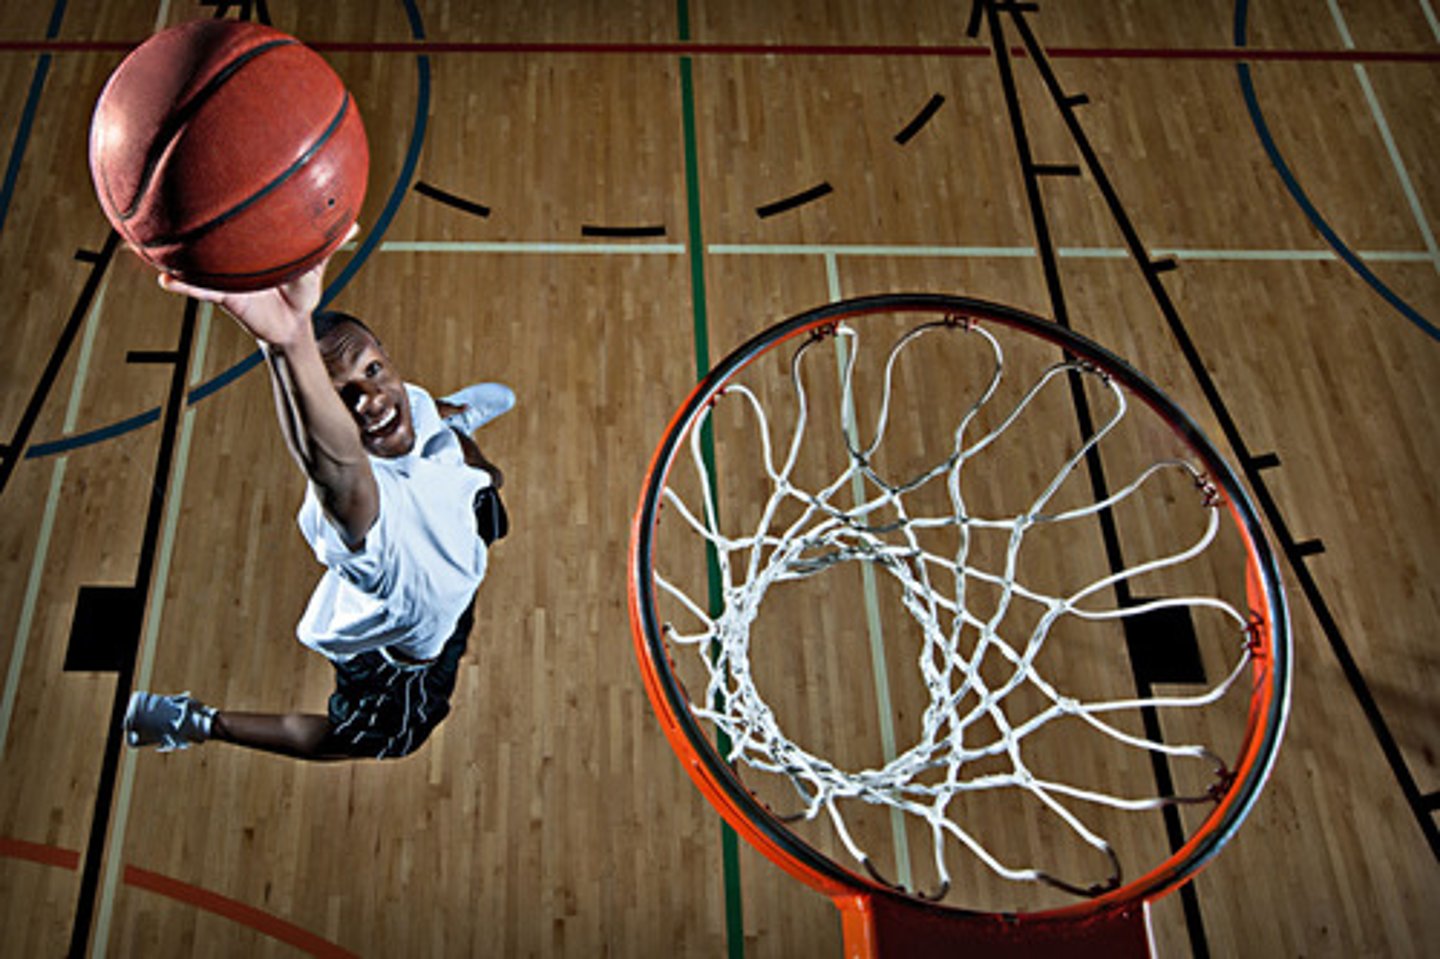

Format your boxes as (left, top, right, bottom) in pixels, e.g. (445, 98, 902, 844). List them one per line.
(377, 240, 685, 254)
(6, 38, 1440, 64)
(91, 304, 211, 959)
(0, 0, 66, 235)
(708, 242, 1432, 262)
(320, 33, 429, 304)
(392, 242, 1437, 262)
(1424, 0, 1440, 41)
(1, 834, 81, 870)
(0, 835, 356, 958)
(824, 253, 913, 891)
(1233, 0, 1438, 341)
(0, 456, 66, 762)
(19, 239, 1432, 462)
(0, 274, 108, 764)
(676, 16, 747, 952)
(1324, 0, 1439, 275)
(124, 865, 358, 959)
(988, 6, 1217, 949)
(1012, 1, 1440, 868)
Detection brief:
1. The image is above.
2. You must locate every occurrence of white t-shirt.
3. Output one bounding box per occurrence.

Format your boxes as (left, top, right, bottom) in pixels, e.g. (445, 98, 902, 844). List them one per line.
(295, 384, 492, 663)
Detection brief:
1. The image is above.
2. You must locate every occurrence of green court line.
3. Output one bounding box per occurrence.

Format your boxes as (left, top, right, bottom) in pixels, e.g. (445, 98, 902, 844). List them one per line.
(677, 2, 746, 954)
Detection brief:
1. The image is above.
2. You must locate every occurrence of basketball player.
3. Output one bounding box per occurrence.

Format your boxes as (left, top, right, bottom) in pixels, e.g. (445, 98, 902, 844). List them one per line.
(122, 236, 512, 760)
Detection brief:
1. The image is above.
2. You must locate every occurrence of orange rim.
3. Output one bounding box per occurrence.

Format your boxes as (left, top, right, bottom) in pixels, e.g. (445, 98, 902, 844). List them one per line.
(628, 293, 1291, 925)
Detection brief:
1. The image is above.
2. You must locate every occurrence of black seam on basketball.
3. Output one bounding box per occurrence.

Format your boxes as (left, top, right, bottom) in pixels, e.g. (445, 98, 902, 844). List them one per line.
(117, 37, 297, 220)
(140, 91, 351, 249)
(171, 229, 340, 285)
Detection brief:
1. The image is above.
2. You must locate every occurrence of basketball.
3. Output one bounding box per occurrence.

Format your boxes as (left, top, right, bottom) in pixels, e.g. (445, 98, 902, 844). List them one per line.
(88, 19, 368, 291)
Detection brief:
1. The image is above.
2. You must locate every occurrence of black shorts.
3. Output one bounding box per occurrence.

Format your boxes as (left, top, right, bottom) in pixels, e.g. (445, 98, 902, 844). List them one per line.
(321, 597, 475, 759)
(320, 487, 508, 760)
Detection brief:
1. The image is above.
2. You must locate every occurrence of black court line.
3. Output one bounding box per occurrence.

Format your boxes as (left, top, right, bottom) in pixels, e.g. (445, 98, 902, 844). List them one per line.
(1031, 162, 1082, 177)
(581, 224, 668, 238)
(1004, 1, 1439, 866)
(0, 231, 119, 501)
(983, 3, 1213, 953)
(125, 350, 182, 365)
(756, 182, 833, 218)
(67, 298, 198, 958)
(894, 94, 945, 145)
(414, 180, 491, 218)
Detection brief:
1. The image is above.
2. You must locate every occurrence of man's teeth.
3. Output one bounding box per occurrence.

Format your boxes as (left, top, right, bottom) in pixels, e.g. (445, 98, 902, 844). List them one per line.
(366, 408, 397, 434)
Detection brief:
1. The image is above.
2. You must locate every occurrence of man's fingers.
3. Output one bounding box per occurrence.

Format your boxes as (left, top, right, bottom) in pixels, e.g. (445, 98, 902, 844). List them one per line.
(314, 221, 362, 275)
(157, 273, 225, 303)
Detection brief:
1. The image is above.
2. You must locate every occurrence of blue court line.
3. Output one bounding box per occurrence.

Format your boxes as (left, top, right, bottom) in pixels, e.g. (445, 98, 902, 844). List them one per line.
(325, 0, 430, 301)
(0, 57, 51, 237)
(23, 0, 432, 462)
(1233, 0, 1439, 342)
(0, 0, 67, 233)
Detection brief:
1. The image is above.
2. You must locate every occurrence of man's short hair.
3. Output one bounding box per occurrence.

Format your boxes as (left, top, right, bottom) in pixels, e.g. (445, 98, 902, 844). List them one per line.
(312, 310, 379, 346)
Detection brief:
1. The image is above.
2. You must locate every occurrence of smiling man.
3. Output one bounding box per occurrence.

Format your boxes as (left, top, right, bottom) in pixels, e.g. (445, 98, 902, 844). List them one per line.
(122, 239, 513, 761)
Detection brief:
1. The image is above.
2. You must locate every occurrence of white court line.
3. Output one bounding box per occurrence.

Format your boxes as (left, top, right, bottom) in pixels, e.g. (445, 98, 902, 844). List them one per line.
(1326, 0, 1440, 274)
(1422, 0, 1440, 42)
(823, 254, 914, 890)
(92, 303, 213, 959)
(711, 243, 1037, 258)
(711, 242, 1432, 262)
(0, 457, 68, 763)
(350, 238, 1434, 263)
(0, 277, 109, 763)
(376, 240, 685, 255)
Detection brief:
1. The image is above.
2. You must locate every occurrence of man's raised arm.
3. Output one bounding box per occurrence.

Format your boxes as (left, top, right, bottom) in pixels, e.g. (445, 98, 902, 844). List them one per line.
(158, 233, 378, 548)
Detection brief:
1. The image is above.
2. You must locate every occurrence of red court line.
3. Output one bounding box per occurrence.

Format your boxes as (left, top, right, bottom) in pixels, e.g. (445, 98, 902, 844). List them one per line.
(0, 38, 1436, 62)
(125, 865, 360, 959)
(0, 836, 356, 958)
(0, 835, 81, 870)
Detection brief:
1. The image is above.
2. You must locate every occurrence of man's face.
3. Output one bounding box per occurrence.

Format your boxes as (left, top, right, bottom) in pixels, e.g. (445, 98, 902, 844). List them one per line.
(318, 322, 415, 458)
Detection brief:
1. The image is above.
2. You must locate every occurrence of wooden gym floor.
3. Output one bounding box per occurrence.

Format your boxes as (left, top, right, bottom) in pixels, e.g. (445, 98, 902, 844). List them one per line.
(1, 1, 1437, 956)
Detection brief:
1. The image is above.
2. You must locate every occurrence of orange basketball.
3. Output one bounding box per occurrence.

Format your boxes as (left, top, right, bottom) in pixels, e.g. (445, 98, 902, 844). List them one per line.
(88, 19, 368, 291)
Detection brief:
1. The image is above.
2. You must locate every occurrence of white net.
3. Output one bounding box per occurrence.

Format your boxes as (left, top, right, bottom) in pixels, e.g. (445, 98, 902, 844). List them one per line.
(650, 315, 1262, 904)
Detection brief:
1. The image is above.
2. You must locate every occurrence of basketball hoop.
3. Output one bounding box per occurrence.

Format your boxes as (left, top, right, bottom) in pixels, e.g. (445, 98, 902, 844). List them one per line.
(629, 294, 1290, 957)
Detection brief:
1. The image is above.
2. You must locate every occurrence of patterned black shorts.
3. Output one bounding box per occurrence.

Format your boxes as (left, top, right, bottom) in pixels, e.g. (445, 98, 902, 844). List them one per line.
(319, 486, 508, 759)
(320, 598, 475, 759)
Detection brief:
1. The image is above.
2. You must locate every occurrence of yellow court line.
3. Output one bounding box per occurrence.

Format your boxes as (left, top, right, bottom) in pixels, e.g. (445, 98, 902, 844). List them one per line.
(0, 277, 109, 763)
(825, 252, 914, 890)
